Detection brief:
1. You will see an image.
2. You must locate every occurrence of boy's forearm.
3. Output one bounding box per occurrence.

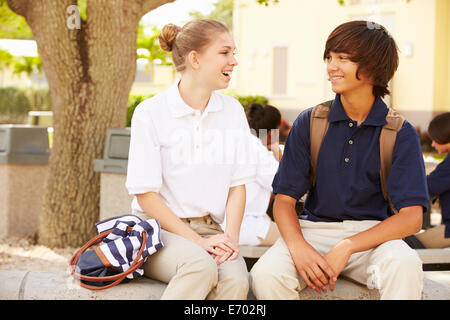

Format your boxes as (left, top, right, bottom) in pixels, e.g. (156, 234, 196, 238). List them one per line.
(273, 195, 309, 251)
(343, 205, 423, 254)
(224, 185, 246, 242)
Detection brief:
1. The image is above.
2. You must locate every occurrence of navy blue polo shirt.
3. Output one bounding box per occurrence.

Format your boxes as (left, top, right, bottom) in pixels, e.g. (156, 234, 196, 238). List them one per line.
(273, 94, 429, 222)
(427, 155, 450, 238)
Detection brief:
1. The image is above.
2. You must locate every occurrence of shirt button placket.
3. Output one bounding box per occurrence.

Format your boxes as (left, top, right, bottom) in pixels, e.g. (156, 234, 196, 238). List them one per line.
(345, 121, 356, 164)
(195, 124, 201, 150)
(193, 112, 201, 151)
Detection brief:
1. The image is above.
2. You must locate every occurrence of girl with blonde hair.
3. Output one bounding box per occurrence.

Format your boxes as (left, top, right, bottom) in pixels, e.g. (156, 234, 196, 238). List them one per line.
(126, 19, 255, 300)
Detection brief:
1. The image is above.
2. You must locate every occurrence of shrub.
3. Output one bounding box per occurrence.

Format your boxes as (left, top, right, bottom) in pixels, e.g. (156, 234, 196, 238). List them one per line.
(124, 91, 269, 127)
(126, 93, 155, 127)
(0, 87, 30, 115)
(0, 86, 51, 123)
(28, 87, 51, 111)
(227, 92, 268, 111)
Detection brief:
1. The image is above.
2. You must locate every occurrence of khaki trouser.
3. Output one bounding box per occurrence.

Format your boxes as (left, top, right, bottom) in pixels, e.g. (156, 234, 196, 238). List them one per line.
(250, 219, 424, 300)
(134, 212, 249, 300)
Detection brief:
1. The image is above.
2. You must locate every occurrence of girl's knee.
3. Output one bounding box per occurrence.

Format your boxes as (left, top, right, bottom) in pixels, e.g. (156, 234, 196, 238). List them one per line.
(192, 253, 218, 281)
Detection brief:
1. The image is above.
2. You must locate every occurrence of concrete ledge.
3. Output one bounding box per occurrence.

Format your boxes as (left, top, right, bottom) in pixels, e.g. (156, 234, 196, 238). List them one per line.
(416, 248, 450, 264)
(0, 270, 165, 300)
(2, 247, 446, 300)
(296, 272, 450, 300)
(0, 270, 449, 300)
(240, 246, 450, 265)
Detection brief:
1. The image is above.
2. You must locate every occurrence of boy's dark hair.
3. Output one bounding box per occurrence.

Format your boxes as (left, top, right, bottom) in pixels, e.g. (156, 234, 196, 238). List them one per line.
(324, 20, 399, 98)
(246, 103, 281, 137)
(428, 112, 450, 144)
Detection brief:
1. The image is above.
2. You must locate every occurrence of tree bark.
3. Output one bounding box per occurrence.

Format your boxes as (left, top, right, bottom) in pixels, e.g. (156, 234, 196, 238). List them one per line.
(7, 0, 173, 247)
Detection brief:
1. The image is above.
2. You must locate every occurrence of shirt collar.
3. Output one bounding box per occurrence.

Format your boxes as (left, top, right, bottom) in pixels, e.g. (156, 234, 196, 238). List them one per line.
(328, 94, 389, 127)
(166, 78, 223, 118)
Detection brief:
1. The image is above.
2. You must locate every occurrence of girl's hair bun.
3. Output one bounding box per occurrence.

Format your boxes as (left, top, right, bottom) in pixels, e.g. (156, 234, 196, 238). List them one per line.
(158, 24, 180, 52)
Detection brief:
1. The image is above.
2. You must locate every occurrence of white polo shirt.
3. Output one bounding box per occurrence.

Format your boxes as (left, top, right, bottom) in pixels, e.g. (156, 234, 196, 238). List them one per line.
(126, 79, 256, 224)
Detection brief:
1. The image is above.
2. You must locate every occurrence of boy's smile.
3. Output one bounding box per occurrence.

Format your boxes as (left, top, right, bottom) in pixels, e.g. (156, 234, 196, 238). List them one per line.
(326, 51, 372, 95)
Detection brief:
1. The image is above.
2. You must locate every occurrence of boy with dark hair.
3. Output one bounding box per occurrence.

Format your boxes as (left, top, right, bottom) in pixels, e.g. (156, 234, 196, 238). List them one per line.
(250, 20, 429, 300)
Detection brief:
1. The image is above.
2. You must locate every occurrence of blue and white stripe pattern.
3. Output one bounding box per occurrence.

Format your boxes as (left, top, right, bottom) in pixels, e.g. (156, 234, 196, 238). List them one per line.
(95, 214, 164, 279)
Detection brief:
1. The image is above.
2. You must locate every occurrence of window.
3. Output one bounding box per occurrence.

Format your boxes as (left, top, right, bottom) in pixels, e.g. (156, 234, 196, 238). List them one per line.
(272, 46, 288, 95)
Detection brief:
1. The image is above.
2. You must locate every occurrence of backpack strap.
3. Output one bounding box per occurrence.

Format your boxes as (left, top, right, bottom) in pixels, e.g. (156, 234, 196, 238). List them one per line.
(310, 100, 333, 187)
(310, 102, 405, 215)
(379, 108, 405, 214)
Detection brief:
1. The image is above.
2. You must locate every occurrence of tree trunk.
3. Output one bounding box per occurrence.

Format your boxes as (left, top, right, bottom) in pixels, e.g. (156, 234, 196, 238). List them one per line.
(7, 0, 173, 247)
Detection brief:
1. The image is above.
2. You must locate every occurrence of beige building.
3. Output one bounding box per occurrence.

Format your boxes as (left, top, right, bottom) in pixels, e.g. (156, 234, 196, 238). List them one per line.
(232, 0, 450, 129)
(2, 0, 449, 130)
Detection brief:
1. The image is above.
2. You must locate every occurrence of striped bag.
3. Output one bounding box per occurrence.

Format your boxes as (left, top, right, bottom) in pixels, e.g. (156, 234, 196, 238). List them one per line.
(69, 214, 163, 290)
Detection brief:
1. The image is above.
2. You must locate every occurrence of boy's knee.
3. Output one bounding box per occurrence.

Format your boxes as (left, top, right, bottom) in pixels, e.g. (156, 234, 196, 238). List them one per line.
(389, 249, 423, 276)
(251, 265, 281, 288)
(373, 241, 423, 285)
(380, 241, 422, 270)
(250, 260, 283, 297)
(371, 241, 423, 299)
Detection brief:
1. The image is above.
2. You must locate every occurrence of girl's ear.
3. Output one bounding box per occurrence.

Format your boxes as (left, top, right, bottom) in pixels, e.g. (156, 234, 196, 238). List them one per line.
(187, 51, 200, 70)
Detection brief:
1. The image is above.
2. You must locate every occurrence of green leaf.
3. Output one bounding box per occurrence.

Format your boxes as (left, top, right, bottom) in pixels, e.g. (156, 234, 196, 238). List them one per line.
(0, 2, 33, 39)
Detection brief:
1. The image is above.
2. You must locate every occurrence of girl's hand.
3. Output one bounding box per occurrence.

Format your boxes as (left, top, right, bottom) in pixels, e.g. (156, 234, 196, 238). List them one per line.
(323, 239, 353, 290)
(198, 233, 239, 264)
(211, 247, 233, 265)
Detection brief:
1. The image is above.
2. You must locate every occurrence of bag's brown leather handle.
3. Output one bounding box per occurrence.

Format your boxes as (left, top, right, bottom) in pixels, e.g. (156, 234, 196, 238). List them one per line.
(69, 228, 147, 290)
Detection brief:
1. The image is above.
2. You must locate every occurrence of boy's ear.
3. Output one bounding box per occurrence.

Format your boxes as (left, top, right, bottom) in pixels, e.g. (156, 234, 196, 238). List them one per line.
(187, 51, 200, 70)
(356, 68, 374, 84)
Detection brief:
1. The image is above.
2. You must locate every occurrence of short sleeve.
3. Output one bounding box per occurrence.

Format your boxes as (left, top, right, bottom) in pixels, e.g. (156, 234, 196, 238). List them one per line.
(272, 108, 312, 200)
(125, 104, 163, 195)
(387, 121, 430, 212)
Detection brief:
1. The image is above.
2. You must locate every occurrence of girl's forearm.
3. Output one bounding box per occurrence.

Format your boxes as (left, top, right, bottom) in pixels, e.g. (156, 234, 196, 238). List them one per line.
(224, 185, 246, 243)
